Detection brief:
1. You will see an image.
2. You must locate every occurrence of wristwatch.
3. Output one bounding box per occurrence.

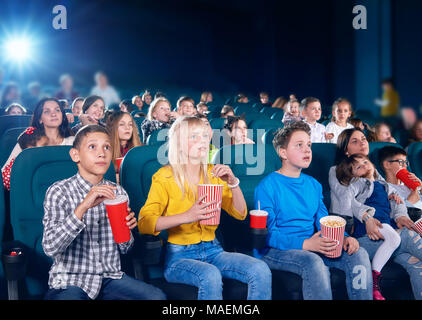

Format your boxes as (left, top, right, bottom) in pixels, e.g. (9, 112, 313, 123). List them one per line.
(362, 214, 372, 223)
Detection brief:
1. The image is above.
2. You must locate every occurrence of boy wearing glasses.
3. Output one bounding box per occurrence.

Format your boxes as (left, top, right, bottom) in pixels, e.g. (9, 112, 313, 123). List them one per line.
(379, 146, 422, 210)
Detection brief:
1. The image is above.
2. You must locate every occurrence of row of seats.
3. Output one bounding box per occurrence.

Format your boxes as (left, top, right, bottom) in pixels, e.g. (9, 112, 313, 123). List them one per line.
(1, 140, 421, 299)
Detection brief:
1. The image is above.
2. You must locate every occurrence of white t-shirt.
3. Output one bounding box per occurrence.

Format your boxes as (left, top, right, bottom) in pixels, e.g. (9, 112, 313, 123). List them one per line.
(304, 120, 328, 143)
(1, 136, 75, 173)
(389, 183, 422, 210)
(91, 85, 120, 107)
(325, 122, 354, 144)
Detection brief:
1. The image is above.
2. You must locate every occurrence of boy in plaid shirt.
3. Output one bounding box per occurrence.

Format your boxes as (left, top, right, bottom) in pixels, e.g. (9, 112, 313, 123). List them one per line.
(42, 124, 166, 300)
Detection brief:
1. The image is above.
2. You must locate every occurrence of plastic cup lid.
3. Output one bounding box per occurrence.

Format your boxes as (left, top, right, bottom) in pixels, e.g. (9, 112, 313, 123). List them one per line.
(103, 194, 128, 205)
(250, 210, 268, 216)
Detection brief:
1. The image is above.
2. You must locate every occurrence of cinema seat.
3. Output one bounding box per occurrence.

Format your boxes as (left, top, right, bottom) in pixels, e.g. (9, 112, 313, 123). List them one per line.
(0, 127, 26, 167)
(146, 128, 169, 146)
(407, 142, 422, 180)
(9, 146, 116, 299)
(0, 115, 32, 138)
(211, 143, 281, 252)
(302, 143, 338, 209)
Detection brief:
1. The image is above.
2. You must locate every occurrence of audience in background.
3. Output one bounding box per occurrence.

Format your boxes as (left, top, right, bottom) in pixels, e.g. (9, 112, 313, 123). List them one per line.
(200, 91, 213, 104)
(224, 116, 254, 145)
(272, 96, 288, 110)
(141, 97, 176, 142)
(282, 99, 302, 126)
(196, 102, 209, 115)
(408, 120, 422, 146)
(0, 82, 21, 109)
(5, 103, 27, 115)
(55, 74, 79, 104)
(71, 95, 106, 134)
(132, 95, 144, 111)
(142, 90, 153, 108)
(106, 111, 143, 182)
(91, 71, 121, 107)
(368, 122, 397, 143)
(236, 93, 249, 104)
(2, 98, 74, 178)
(375, 78, 400, 118)
(325, 98, 354, 144)
(259, 92, 272, 106)
(119, 99, 135, 113)
(176, 96, 197, 116)
(22, 81, 44, 112)
(220, 105, 235, 118)
(300, 97, 332, 143)
(71, 97, 84, 117)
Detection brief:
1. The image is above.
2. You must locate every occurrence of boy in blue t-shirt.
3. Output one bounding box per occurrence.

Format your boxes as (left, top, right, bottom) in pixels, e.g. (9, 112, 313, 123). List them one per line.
(254, 121, 372, 300)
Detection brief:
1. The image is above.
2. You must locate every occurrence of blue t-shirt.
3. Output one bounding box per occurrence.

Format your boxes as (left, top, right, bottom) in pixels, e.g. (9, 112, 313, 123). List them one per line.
(254, 171, 329, 255)
(353, 181, 397, 238)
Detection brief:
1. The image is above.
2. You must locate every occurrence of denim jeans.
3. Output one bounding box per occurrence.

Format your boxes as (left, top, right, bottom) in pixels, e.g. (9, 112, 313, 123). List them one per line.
(164, 239, 272, 300)
(262, 247, 372, 300)
(358, 227, 422, 300)
(44, 274, 166, 300)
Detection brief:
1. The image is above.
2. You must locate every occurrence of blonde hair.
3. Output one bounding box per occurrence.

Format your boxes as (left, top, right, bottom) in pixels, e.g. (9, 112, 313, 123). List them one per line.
(168, 116, 211, 199)
(200, 91, 212, 103)
(107, 111, 143, 169)
(147, 97, 171, 121)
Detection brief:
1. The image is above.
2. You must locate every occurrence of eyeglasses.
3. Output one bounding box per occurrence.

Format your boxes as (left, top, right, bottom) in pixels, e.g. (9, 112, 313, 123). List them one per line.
(388, 160, 409, 166)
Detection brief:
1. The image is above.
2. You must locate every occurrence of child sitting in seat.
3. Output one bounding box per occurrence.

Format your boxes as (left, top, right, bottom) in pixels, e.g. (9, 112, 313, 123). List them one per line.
(336, 153, 422, 300)
(300, 97, 333, 143)
(2, 127, 48, 191)
(254, 121, 371, 300)
(106, 111, 143, 183)
(281, 99, 302, 126)
(224, 116, 255, 145)
(368, 123, 397, 143)
(379, 146, 422, 210)
(325, 98, 354, 144)
(42, 124, 165, 300)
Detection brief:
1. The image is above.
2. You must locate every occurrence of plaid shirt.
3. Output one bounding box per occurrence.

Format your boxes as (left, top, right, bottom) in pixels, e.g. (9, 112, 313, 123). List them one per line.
(140, 119, 171, 142)
(42, 173, 134, 299)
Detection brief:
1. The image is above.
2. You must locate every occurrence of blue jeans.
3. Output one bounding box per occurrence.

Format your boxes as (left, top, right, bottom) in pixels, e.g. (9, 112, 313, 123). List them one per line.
(44, 274, 166, 300)
(358, 227, 422, 300)
(262, 248, 372, 300)
(164, 239, 272, 300)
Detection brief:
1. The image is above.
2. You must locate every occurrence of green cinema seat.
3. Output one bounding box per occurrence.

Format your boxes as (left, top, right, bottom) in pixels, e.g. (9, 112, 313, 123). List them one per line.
(0, 127, 26, 168)
(0, 115, 32, 138)
(407, 142, 422, 180)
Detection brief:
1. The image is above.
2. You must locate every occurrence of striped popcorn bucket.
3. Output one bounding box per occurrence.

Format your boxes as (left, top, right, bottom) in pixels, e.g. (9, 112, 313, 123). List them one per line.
(198, 184, 223, 225)
(320, 216, 346, 258)
(413, 217, 422, 236)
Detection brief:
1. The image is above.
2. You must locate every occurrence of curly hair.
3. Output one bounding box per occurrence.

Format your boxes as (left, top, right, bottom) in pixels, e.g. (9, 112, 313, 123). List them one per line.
(272, 121, 311, 153)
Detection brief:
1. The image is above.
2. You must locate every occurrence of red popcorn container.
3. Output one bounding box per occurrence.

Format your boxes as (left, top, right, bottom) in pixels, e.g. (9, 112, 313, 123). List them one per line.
(413, 217, 422, 236)
(104, 194, 131, 243)
(396, 168, 422, 191)
(319, 216, 346, 258)
(115, 157, 124, 173)
(198, 184, 223, 225)
(249, 210, 268, 229)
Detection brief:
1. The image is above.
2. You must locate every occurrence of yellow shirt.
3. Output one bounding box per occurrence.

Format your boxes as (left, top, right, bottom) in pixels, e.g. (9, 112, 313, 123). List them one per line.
(381, 89, 400, 117)
(138, 164, 247, 245)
